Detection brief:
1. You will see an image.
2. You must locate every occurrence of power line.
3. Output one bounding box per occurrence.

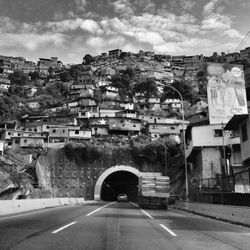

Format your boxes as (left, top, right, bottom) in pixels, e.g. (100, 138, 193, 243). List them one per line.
(235, 30, 249, 51)
(235, 30, 250, 52)
(239, 31, 250, 50)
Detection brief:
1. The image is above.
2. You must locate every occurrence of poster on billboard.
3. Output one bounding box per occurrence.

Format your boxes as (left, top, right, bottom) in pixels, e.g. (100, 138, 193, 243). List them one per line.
(207, 63, 248, 124)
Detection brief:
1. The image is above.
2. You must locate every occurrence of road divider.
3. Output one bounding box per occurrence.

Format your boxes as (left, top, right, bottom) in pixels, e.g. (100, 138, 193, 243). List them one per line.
(0, 198, 85, 216)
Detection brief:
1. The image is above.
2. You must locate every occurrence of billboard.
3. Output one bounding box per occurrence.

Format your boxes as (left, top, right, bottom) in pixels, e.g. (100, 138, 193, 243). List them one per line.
(207, 63, 248, 124)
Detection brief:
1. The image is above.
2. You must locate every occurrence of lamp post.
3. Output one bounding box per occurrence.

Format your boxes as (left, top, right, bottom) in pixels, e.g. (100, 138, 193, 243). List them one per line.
(164, 84, 189, 201)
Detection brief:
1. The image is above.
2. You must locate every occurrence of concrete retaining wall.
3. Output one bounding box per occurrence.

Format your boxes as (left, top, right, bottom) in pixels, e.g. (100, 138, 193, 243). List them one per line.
(0, 198, 85, 216)
(176, 201, 250, 226)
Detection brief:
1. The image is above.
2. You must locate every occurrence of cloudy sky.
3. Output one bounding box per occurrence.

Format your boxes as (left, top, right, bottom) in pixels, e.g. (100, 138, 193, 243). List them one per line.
(0, 0, 249, 63)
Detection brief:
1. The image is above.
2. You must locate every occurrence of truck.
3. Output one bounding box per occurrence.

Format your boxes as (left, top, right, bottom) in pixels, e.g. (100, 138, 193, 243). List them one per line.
(138, 174, 170, 209)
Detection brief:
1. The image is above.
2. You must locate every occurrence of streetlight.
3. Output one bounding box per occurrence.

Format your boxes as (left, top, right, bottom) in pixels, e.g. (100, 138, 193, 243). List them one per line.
(163, 84, 189, 201)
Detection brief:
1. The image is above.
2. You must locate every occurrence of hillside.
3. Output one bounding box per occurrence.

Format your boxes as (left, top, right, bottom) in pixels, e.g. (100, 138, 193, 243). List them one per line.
(0, 135, 185, 199)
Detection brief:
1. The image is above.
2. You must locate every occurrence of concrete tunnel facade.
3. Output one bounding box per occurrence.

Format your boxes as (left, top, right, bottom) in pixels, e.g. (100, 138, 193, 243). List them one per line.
(94, 165, 141, 201)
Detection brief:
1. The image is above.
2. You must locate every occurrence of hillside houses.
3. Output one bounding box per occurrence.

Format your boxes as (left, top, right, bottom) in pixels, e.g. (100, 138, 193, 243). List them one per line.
(0, 91, 187, 150)
(1, 47, 250, 158)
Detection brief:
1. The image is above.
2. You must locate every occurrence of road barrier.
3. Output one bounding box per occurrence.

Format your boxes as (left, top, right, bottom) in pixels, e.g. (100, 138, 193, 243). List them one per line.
(0, 198, 85, 216)
(176, 201, 250, 226)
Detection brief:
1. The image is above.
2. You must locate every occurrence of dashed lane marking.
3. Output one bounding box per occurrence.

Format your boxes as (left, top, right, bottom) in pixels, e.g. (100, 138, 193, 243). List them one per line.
(140, 208, 154, 219)
(86, 201, 116, 217)
(130, 202, 139, 208)
(160, 224, 177, 237)
(52, 221, 77, 234)
(130, 202, 177, 237)
(130, 202, 154, 219)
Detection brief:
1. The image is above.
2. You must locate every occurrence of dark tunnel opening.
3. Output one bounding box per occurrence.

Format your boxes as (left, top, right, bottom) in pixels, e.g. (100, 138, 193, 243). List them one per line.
(101, 171, 138, 202)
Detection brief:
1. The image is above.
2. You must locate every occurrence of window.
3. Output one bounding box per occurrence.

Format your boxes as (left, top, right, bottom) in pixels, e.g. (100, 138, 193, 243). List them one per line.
(133, 125, 136, 127)
(242, 123, 248, 142)
(214, 129, 223, 137)
(52, 129, 56, 133)
(47, 126, 49, 129)
(62, 130, 65, 133)
(34, 129, 37, 132)
(15, 140, 19, 144)
(18, 133, 21, 136)
(24, 139, 27, 143)
(8, 132, 11, 135)
(75, 130, 79, 134)
(29, 128, 32, 131)
(171, 127, 175, 130)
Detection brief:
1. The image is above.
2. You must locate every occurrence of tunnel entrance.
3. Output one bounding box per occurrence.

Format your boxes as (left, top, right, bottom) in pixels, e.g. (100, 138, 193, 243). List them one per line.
(94, 165, 140, 201)
(101, 171, 138, 202)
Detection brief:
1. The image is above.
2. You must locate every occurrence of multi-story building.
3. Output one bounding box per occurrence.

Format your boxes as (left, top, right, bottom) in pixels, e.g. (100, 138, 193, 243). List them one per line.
(147, 123, 180, 140)
(108, 49, 122, 59)
(109, 118, 141, 135)
(186, 120, 240, 181)
(224, 114, 250, 169)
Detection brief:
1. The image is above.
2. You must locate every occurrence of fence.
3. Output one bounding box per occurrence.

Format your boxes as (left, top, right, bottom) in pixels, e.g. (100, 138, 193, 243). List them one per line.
(189, 169, 250, 206)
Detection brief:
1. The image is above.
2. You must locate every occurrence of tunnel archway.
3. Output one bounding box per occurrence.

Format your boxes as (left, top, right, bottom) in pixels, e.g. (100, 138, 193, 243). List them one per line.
(94, 166, 140, 201)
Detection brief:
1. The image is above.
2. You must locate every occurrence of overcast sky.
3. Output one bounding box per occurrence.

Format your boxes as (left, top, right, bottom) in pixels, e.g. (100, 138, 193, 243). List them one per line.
(0, 0, 249, 64)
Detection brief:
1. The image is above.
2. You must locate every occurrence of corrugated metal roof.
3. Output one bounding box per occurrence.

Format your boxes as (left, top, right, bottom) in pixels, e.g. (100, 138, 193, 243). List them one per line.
(224, 114, 249, 130)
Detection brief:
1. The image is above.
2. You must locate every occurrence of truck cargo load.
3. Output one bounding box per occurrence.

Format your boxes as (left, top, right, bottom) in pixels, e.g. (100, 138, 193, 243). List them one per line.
(138, 173, 170, 209)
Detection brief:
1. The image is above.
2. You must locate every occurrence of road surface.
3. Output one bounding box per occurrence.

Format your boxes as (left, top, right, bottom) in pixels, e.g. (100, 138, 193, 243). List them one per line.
(0, 201, 250, 250)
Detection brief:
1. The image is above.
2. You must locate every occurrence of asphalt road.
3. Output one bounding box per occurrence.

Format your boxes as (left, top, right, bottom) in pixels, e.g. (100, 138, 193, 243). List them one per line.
(1, 201, 250, 250)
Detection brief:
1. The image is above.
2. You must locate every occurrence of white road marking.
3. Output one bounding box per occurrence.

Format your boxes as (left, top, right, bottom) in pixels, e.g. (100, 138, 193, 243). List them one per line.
(130, 202, 139, 208)
(160, 224, 177, 237)
(130, 202, 154, 219)
(52, 221, 77, 234)
(86, 201, 116, 216)
(140, 208, 154, 219)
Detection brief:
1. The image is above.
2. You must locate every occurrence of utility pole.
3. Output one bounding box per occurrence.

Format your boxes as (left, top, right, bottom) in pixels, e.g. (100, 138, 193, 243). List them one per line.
(164, 143, 168, 175)
(221, 123, 227, 176)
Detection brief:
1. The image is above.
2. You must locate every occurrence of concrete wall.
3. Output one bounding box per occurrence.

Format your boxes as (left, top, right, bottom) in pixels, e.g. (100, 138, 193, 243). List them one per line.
(202, 148, 221, 178)
(0, 197, 85, 216)
(176, 201, 250, 226)
(192, 124, 229, 147)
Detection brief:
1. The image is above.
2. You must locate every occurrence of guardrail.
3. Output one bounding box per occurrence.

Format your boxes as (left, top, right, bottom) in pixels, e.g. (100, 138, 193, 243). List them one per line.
(0, 198, 85, 216)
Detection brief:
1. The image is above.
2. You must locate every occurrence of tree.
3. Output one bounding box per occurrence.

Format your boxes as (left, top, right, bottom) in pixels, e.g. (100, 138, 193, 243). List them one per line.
(29, 71, 40, 81)
(111, 67, 136, 100)
(8, 71, 29, 85)
(119, 52, 128, 60)
(9, 84, 30, 98)
(161, 80, 199, 105)
(59, 71, 72, 82)
(44, 82, 68, 98)
(69, 64, 84, 80)
(133, 79, 158, 98)
(83, 54, 94, 65)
